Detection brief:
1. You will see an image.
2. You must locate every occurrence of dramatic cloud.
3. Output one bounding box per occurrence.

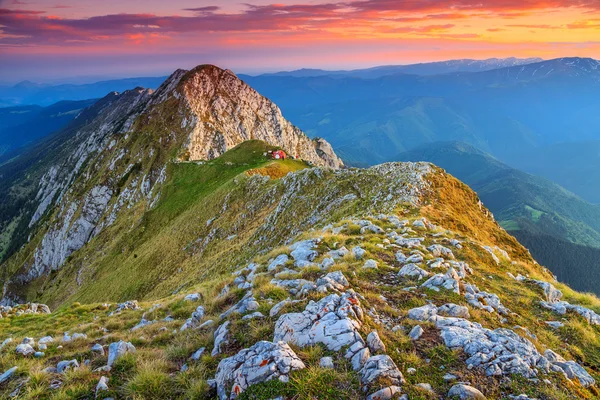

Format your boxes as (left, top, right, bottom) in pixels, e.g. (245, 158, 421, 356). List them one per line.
(0, 0, 598, 81)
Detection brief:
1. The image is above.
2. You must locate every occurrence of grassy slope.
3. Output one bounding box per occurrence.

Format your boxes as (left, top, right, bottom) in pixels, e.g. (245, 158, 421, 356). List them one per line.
(1, 160, 599, 399)
(21, 141, 307, 307)
(394, 141, 600, 293)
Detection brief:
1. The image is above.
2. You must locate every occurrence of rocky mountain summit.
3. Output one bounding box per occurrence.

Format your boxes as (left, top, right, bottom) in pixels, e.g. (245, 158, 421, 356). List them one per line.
(1, 64, 600, 399)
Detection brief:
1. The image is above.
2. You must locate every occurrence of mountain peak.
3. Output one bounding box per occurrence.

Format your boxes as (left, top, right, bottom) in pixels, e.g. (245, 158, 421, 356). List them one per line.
(160, 64, 343, 168)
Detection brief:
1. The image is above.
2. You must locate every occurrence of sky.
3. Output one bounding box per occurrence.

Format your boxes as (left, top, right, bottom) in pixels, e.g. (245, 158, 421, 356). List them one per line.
(0, 0, 599, 83)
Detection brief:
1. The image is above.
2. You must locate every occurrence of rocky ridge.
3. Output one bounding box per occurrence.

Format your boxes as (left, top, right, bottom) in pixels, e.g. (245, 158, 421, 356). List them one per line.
(2, 196, 599, 398)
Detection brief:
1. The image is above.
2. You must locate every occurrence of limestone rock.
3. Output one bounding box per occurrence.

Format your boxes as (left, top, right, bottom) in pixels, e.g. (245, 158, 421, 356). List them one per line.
(290, 239, 319, 265)
(409, 325, 424, 340)
(448, 384, 486, 399)
(91, 343, 105, 355)
(360, 355, 405, 388)
(268, 254, 289, 271)
(407, 304, 438, 321)
(180, 65, 342, 168)
(214, 340, 305, 399)
(363, 259, 378, 269)
(191, 347, 206, 361)
(220, 292, 259, 319)
(57, 359, 79, 373)
(320, 356, 334, 369)
(107, 341, 136, 368)
(438, 303, 470, 318)
(181, 305, 206, 331)
(366, 331, 386, 353)
(421, 272, 460, 294)
(184, 293, 201, 302)
(0, 367, 17, 384)
(212, 321, 231, 357)
(96, 376, 109, 394)
(427, 244, 455, 259)
(366, 385, 403, 400)
(15, 344, 35, 356)
(398, 264, 429, 280)
(274, 292, 364, 352)
(352, 246, 367, 259)
(315, 271, 350, 292)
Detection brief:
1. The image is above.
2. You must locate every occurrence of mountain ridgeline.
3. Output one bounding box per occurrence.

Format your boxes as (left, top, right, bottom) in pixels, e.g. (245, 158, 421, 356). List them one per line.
(1, 63, 600, 399)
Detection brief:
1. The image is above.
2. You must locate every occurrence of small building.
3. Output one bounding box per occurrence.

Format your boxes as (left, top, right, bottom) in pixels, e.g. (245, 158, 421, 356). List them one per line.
(271, 150, 287, 160)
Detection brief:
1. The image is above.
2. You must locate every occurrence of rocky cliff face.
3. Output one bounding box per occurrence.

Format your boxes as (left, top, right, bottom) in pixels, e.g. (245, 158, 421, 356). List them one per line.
(179, 65, 343, 168)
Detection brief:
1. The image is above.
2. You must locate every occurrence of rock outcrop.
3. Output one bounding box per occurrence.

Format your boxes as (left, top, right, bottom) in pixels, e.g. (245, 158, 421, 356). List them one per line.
(179, 65, 343, 169)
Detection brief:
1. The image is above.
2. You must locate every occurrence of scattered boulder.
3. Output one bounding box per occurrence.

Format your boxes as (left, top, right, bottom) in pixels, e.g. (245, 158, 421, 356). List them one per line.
(407, 304, 437, 321)
(315, 271, 350, 292)
(360, 355, 405, 388)
(38, 336, 54, 345)
(91, 343, 105, 356)
(464, 284, 509, 315)
(0, 367, 17, 385)
(212, 321, 231, 357)
(181, 305, 206, 331)
(409, 325, 424, 340)
(543, 349, 596, 386)
(328, 246, 349, 259)
(269, 298, 300, 318)
(57, 359, 79, 373)
(320, 356, 334, 369)
(190, 347, 206, 361)
(214, 341, 305, 400)
(0, 338, 13, 351)
(184, 293, 201, 302)
(290, 239, 319, 265)
(271, 278, 317, 296)
(421, 272, 460, 294)
(107, 341, 136, 368)
(63, 332, 87, 342)
(366, 385, 403, 400)
(320, 257, 335, 270)
(352, 246, 366, 259)
(268, 254, 289, 271)
(427, 244, 455, 259)
(363, 259, 378, 269)
(366, 331, 386, 353)
(438, 303, 470, 318)
(416, 382, 435, 393)
(220, 292, 259, 319)
(96, 376, 109, 394)
(544, 321, 564, 329)
(398, 264, 429, 280)
(111, 300, 141, 315)
(448, 384, 486, 399)
(15, 343, 35, 356)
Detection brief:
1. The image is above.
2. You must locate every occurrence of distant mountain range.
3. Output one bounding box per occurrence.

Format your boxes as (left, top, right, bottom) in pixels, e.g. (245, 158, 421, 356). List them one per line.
(0, 100, 96, 158)
(260, 57, 543, 78)
(0, 76, 167, 107)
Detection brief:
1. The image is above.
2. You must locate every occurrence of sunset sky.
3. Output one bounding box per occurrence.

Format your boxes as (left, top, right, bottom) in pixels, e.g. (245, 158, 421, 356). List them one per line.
(1, 0, 599, 82)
